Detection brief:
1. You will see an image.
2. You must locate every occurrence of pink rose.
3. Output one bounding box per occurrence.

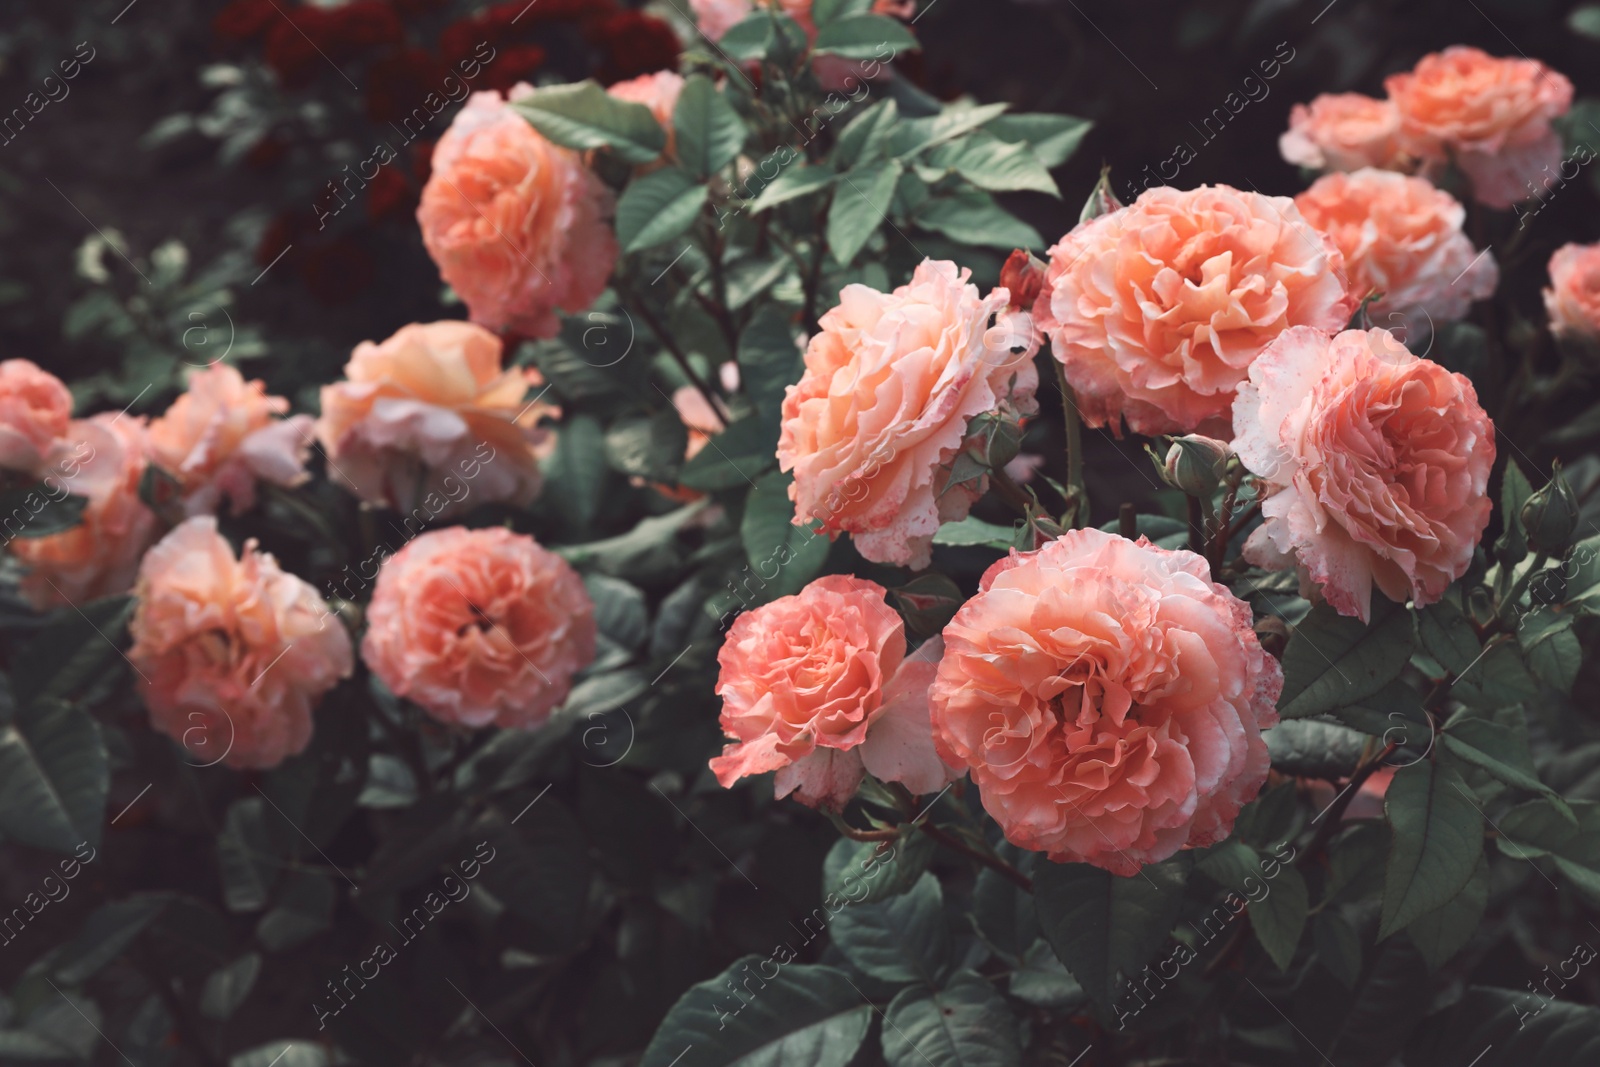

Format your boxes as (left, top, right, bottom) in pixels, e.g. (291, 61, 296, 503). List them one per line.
(129, 516, 353, 770)
(1543, 242, 1600, 339)
(1294, 169, 1497, 337)
(1035, 184, 1355, 437)
(929, 530, 1281, 875)
(607, 70, 684, 163)
(12, 414, 158, 610)
(1385, 46, 1573, 209)
(0, 360, 72, 477)
(1233, 327, 1495, 622)
(147, 364, 312, 517)
(361, 527, 596, 730)
(315, 321, 551, 520)
(1279, 93, 1410, 173)
(417, 85, 618, 339)
(778, 259, 1039, 571)
(711, 575, 958, 810)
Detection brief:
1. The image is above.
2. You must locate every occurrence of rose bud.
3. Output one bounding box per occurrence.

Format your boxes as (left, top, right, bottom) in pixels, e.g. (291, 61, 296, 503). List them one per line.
(1162, 434, 1234, 497)
(1521, 462, 1579, 557)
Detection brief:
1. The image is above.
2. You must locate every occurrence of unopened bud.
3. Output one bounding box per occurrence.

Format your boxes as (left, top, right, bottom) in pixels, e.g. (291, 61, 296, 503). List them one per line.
(1521, 462, 1579, 556)
(1079, 165, 1124, 224)
(999, 249, 1047, 312)
(1161, 435, 1233, 497)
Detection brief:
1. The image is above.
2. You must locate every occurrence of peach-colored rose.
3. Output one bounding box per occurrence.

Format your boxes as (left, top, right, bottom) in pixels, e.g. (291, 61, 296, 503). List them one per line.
(607, 70, 684, 162)
(361, 526, 596, 730)
(1543, 242, 1600, 339)
(0, 360, 72, 477)
(129, 517, 352, 770)
(778, 259, 1038, 571)
(418, 85, 618, 339)
(12, 414, 159, 610)
(929, 529, 1281, 875)
(1294, 169, 1497, 336)
(1035, 185, 1355, 437)
(711, 575, 958, 809)
(1385, 46, 1573, 209)
(1233, 327, 1495, 622)
(1279, 93, 1410, 173)
(316, 321, 551, 520)
(147, 364, 312, 517)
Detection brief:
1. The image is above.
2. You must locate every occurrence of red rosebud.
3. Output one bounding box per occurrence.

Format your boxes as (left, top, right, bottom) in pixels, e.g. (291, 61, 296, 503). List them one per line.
(999, 249, 1046, 312)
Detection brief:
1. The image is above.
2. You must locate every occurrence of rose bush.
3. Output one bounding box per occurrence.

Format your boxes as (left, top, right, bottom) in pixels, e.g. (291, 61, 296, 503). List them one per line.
(4, 6, 1599, 1067)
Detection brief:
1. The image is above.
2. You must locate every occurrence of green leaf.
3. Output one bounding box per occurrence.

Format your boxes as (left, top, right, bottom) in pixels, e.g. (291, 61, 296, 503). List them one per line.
(814, 0, 874, 25)
(717, 15, 777, 62)
(1518, 607, 1582, 692)
(914, 191, 1043, 249)
(1451, 642, 1539, 710)
(1033, 854, 1190, 1009)
(0, 486, 87, 538)
(834, 99, 900, 170)
(750, 163, 837, 212)
(829, 872, 949, 984)
(822, 833, 933, 905)
(1561, 532, 1600, 613)
(971, 845, 1038, 961)
(1265, 719, 1367, 779)
(511, 80, 666, 164)
(930, 131, 1059, 196)
(53, 893, 169, 983)
(1495, 459, 1534, 564)
(812, 14, 918, 58)
(1249, 865, 1309, 972)
(616, 167, 708, 253)
(639, 960, 871, 1067)
(891, 102, 1011, 158)
(740, 469, 830, 601)
(1415, 599, 1480, 676)
(542, 413, 608, 532)
(1278, 597, 1414, 719)
(474, 799, 593, 952)
(1405, 986, 1600, 1066)
(882, 972, 1020, 1067)
(230, 1042, 328, 1067)
(985, 113, 1093, 169)
(674, 75, 748, 177)
(585, 574, 650, 655)
(218, 796, 279, 912)
(0, 689, 108, 853)
(1313, 911, 1363, 988)
(738, 305, 802, 434)
(1440, 709, 1570, 815)
(1406, 853, 1487, 971)
(1379, 759, 1483, 939)
(1009, 940, 1086, 1009)
(1295, 936, 1430, 1066)
(12, 595, 135, 706)
(201, 953, 262, 1021)
(932, 515, 1017, 548)
(828, 160, 903, 264)
(255, 870, 335, 951)
(1570, 4, 1600, 38)
(678, 416, 777, 491)
(605, 409, 689, 481)
(1497, 798, 1600, 901)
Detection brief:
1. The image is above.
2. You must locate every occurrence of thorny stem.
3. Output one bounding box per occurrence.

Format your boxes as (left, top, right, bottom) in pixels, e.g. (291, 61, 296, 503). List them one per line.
(1302, 741, 1399, 863)
(917, 821, 1034, 892)
(623, 283, 728, 429)
(1052, 358, 1086, 525)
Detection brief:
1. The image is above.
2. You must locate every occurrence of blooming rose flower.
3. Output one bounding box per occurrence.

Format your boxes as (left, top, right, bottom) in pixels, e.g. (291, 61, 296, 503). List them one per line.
(417, 84, 618, 338)
(13, 415, 158, 610)
(316, 321, 551, 520)
(147, 364, 313, 517)
(1385, 46, 1573, 209)
(1035, 185, 1354, 437)
(1233, 326, 1495, 622)
(1293, 169, 1497, 337)
(0, 360, 73, 477)
(361, 526, 596, 730)
(929, 529, 1281, 874)
(710, 575, 959, 810)
(607, 70, 684, 162)
(778, 259, 1038, 571)
(1543, 242, 1600, 339)
(129, 517, 352, 770)
(1279, 93, 1410, 173)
